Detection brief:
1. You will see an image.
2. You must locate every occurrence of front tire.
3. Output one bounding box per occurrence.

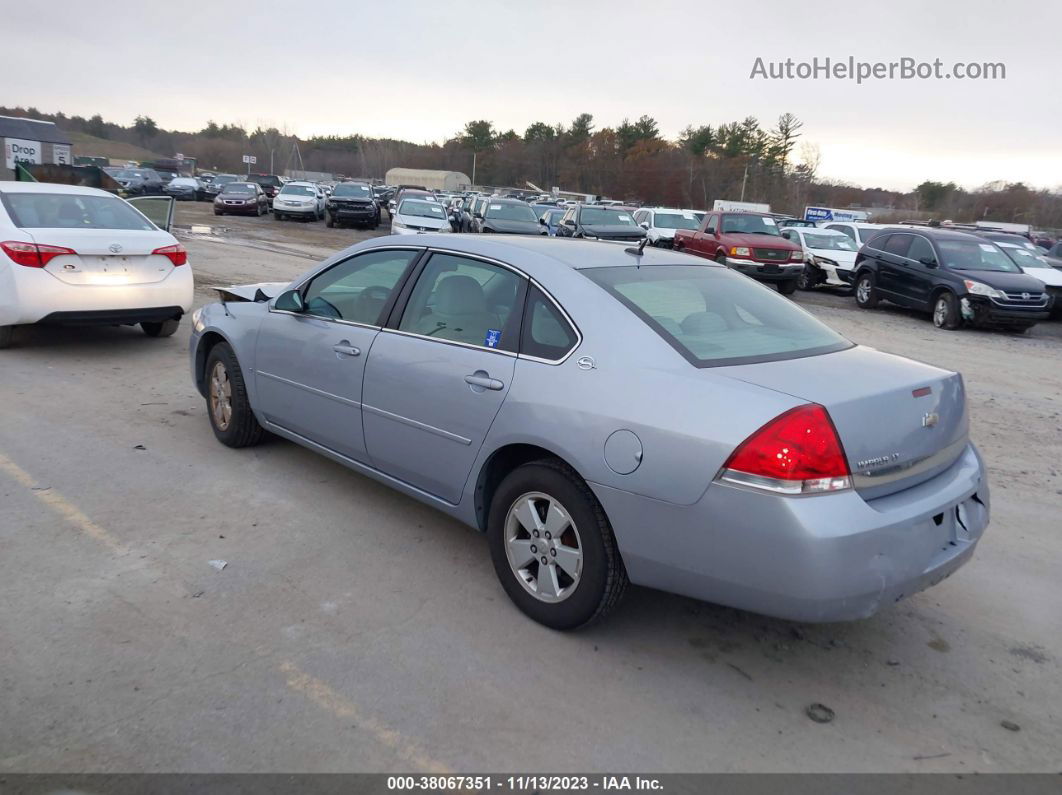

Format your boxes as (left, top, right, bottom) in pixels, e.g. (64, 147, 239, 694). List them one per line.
(777, 279, 798, 295)
(0, 325, 13, 349)
(932, 291, 961, 330)
(141, 318, 179, 337)
(204, 343, 263, 448)
(275, 212, 284, 221)
(326, 214, 334, 228)
(796, 266, 814, 291)
(854, 271, 879, 308)
(488, 460, 628, 630)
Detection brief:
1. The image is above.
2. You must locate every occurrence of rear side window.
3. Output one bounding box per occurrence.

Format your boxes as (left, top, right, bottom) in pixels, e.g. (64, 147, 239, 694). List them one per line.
(1, 193, 155, 230)
(883, 234, 913, 257)
(584, 265, 850, 367)
(520, 285, 578, 361)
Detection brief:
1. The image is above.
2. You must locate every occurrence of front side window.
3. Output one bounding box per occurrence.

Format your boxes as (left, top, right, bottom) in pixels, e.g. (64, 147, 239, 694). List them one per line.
(584, 265, 851, 367)
(827, 224, 855, 241)
(398, 254, 525, 350)
(1, 192, 156, 230)
(883, 234, 913, 257)
(301, 249, 418, 324)
(520, 285, 578, 361)
(704, 215, 718, 235)
(907, 236, 936, 263)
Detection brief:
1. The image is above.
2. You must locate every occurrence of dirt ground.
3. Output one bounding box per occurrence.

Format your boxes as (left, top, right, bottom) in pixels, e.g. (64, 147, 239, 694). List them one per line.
(0, 204, 1059, 773)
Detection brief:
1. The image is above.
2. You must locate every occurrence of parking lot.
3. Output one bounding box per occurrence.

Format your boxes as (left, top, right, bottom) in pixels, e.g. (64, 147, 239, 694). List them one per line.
(1, 203, 1060, 774)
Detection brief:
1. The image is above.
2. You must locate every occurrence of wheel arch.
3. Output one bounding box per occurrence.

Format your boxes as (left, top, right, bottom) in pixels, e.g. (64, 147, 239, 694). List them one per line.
(473, 442, 589, 533)
(194, 330, 233, 397)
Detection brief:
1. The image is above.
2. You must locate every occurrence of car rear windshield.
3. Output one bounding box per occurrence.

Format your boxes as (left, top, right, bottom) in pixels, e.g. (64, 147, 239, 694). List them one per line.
(653, 212, 700, 230)
(1, 193, 156, 231)
(584, 265, 851, 367)
(580, 208, 636, 226)
(720, 214, 781, 236)
(939, 240, 1020, 272)
(250, 175, 281, 186)
(485, 202, 537, 222)
(333, 184, 373, 198)
(399, 200, 446, 219)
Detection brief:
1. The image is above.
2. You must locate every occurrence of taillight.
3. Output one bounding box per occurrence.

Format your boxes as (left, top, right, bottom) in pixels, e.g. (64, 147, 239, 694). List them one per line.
(717, 404, 851, 495)
(153, 244, 187, 266)
(0, 240, 77, 267)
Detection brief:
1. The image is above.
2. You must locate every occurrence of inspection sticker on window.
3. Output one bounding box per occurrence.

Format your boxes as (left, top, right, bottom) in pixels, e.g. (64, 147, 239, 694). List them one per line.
(763, 217, 776, 225)
(979, 243, 995, 252)
(485, 329, 502, 348)
(490, 204, 502, 210)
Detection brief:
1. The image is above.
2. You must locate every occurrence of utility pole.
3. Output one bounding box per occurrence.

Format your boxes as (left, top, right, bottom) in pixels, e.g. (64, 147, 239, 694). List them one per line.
(472, 152, 477, 187)
(739, 162, 749, 202)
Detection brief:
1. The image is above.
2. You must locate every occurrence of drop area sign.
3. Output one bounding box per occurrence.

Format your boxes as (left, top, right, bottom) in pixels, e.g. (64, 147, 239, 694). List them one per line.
(804, 206, 869, 223)
(5, 138, 42, 169)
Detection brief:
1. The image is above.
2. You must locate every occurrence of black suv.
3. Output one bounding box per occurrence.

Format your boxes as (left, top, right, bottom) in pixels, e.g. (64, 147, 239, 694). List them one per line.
(326, 182, 380, 229)
(853, 228, 1052, 332)
(554, 204, 646, 243)
(472, 198, 542, 234)
(245, 173, 283, 198)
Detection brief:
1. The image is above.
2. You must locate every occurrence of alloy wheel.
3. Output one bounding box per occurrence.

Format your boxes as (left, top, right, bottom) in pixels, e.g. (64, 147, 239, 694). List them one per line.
(209, 360, 233, 431)
(504, 492, 583, 603)
(856, 278, 872, 304)
(934, 297, 948, 327)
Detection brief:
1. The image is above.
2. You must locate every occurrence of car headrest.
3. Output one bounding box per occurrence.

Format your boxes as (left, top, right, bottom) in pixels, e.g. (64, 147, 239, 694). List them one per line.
(434, 275, 486, 314)
(681, 311, 728, 334)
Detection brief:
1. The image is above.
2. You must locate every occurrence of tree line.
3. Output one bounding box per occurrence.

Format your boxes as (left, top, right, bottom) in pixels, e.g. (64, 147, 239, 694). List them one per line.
(4, 105, 1061, 229)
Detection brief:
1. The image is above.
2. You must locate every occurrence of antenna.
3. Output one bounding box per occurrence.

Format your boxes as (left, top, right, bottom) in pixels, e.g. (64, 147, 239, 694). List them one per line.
(625, 236, 649, 258)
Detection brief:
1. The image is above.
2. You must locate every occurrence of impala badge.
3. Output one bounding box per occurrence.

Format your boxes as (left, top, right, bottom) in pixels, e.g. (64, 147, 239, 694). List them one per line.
(922, 412, 939, 428)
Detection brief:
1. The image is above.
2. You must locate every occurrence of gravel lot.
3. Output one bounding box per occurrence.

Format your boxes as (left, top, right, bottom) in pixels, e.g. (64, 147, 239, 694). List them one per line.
(1, 203, 1059, 773)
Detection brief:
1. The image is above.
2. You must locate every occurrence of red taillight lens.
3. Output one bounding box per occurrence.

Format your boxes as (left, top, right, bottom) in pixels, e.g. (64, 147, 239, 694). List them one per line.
(1, 240, 77, 267)
(719, 404, 851, 495)
(152, 244, 187, 266)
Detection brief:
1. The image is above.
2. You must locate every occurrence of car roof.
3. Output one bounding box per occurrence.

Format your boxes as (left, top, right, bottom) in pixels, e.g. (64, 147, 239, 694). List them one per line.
(792, 227, 847, 235)
(825, 221, 884, 228)
(0, 181, 115, 197)
(283, 181, 317, 187)
(362, 234, 725, 273)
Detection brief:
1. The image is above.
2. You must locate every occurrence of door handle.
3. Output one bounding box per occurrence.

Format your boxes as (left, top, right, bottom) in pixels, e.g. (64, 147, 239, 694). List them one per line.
(464, 374, 504, 391)
(332, 343, 361, 357)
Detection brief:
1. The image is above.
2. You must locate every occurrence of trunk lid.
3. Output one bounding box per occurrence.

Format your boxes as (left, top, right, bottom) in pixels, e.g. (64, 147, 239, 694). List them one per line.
(718, 346, 968, 499)
(23, 228, 178, 286)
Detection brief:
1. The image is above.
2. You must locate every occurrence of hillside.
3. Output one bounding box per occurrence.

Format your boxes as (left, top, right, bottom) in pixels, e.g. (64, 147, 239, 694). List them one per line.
(67, 130, 165, 164)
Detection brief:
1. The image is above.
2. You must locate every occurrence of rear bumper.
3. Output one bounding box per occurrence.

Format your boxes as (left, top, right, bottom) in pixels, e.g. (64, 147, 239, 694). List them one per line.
(725, 257, 804, 282)
(0, 265, 194, 326)
(38, 306, 184, 325)
(593, 442, 989, 622)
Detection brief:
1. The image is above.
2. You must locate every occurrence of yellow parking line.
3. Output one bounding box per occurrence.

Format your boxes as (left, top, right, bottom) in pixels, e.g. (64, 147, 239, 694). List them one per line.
(278, 661, 452, 774)
(0, 451, 128, 556)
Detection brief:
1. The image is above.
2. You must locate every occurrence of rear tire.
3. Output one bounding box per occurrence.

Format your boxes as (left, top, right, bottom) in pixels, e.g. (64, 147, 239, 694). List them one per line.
(204, 342, 264, 448)
(275, 212, 284, 221)
(932, 291, 961, 330)
(0, 325, 13, 349)
(796, 266, 814, 291)
(214, 209, 223, 216)
(141, 318, 180, 337)
(777, 279, 798, 295)
(487, 459, 628, 630)
(854, 272, 879, 308)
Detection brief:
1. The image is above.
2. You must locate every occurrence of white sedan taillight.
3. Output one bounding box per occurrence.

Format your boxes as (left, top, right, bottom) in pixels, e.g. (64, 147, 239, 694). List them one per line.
(0, 241, 77, 268)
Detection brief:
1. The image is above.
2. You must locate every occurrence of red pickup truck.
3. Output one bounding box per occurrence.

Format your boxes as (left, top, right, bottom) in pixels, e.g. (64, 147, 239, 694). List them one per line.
(673, 210, 806, 294)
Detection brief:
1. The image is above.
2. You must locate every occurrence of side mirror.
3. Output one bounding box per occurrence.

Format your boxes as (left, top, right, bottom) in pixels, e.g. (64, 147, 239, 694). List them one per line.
(538, 217, 547, 226)
(919, 257, 938, 268)
(639, 221, 650, 230)
(274, 289, 305, 313)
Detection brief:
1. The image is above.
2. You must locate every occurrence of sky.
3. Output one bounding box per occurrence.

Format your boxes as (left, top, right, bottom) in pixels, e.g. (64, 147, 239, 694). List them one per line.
(3, 0, 1059, 192)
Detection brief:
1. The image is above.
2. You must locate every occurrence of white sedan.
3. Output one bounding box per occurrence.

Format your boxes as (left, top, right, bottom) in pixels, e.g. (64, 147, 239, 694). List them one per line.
(781, 226, 860, 289)
(0, 182, 193, 348)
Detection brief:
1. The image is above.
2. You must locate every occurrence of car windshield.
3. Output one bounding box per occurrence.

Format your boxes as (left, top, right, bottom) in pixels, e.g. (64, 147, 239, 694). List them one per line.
(1001, 245, 1050, 269)
(485, 202, 537, 222)
(399, 200, 446, 219)
(1, 192, 156, 231)
(584, 265, 850, 367)
(214, 175, 238, 185)
(802, 233, 856, 251)
(720, 214, 781, 236)
(223, 184, 256, 194)
(939, 240, 1021, 272)
(115, 170, 145, 179)
(333, 184, 373, 198)
(580, 208, 636, 226)
(171, 178, 197, 187)
(281, 185, 316, 196)
(653, 212, 701, 230)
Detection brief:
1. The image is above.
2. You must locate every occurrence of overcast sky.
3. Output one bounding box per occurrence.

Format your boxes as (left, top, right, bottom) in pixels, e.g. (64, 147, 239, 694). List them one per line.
(4, 0, 1059, 192)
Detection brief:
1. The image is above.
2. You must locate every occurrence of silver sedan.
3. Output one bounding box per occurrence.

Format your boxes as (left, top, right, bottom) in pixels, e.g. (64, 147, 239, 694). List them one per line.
(189, 236, 990, 629)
